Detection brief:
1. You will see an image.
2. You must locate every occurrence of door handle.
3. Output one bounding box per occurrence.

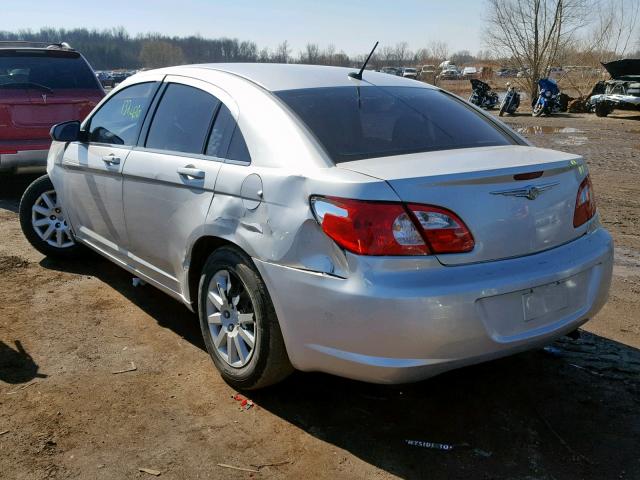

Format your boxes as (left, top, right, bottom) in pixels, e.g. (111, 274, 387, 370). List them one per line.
(177, 166, 205, 179)
(102, 154, 121, 165)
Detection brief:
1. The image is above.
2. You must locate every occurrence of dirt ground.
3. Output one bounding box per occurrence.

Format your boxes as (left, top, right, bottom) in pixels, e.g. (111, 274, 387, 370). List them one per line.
(1, 110, 639, 480)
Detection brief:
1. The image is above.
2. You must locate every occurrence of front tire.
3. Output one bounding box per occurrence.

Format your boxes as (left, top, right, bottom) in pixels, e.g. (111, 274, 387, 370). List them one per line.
(532, 103, 544, 117)
(19, 175, 83, 259)
(595, 101, 611, 117)
(197, 246, 293, 390)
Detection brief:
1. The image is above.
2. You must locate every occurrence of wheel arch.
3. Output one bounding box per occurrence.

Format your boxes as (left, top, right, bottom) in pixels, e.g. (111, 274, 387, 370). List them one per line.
(186, 235, 252, 312)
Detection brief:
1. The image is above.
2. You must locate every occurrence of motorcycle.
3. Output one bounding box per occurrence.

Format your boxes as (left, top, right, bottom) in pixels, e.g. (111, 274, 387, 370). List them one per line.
(532, 78, 561, 117)
(498, 82, 520, 116)
(468, 79, 499, 109)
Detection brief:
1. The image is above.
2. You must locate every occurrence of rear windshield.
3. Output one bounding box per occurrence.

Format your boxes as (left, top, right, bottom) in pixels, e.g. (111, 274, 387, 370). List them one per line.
(0, 51, 100, 90)
(276, 86, 513, 163)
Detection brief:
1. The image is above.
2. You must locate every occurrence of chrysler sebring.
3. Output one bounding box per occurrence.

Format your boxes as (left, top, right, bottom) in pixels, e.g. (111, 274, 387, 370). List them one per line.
(19, 64, 613, 389)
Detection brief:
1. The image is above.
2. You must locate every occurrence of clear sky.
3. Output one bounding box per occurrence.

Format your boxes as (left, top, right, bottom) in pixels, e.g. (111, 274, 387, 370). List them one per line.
(2, 0, 485, 56)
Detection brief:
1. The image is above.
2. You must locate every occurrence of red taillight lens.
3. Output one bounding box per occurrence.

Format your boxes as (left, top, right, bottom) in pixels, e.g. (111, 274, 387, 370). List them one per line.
(310, 196, 474, 256)
(407, 204, 475, 253)
(310, 197, 428, 255)
(573, 175, 596, 227)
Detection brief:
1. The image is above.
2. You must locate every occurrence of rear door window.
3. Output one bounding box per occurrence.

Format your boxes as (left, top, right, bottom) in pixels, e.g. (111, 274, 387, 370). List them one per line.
(88, 82, 157, 145)
(0, 50, 100, 90)
(146, 83, 220, 155)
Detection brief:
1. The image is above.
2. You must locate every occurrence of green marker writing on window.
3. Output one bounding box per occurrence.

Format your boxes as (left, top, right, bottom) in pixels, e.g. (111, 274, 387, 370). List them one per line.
(121, 99, 142, 120)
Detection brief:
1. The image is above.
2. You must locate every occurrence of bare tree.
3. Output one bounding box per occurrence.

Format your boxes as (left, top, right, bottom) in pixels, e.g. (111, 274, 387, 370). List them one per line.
(427, 40, 449, 63)
(590, 0, 640, 61)
(394, 42, 411, 66)
(259, 47, 271, 63)
(301, 43, 320, 64)
(484, 0, 589, 99)
(324, 44, 336, 65)
(272, 40, 291, 63)
(555, 0, 639, 96)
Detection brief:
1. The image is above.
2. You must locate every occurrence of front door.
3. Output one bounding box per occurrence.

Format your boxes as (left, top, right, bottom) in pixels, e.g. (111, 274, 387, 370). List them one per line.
(61, 81, 160, 261)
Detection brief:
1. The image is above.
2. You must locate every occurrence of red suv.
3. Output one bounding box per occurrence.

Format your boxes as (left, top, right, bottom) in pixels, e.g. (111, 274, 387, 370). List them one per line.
(0, 42, 104, 173)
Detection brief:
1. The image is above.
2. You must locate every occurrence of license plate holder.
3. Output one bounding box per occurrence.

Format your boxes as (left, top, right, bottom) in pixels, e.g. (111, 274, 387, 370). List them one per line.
(521, 281, 569, 323)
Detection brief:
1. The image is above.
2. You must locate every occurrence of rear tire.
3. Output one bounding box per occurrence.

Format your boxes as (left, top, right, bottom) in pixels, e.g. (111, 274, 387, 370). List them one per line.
(197, 246, 293, 390)
(499, 101, 507, 117)
(19, 175, 83, 259)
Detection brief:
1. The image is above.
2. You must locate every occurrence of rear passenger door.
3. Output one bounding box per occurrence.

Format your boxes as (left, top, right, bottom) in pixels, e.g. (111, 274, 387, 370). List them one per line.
(121, 76, 235, 295)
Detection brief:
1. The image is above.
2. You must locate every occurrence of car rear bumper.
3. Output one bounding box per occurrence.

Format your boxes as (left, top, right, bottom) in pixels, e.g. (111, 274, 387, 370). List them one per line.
(0, 149, 49, 173)
(255, 226, 613, 384)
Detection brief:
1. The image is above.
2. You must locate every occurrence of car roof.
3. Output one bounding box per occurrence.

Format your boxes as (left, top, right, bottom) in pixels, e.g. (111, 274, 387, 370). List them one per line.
(162, 63, 437, 92)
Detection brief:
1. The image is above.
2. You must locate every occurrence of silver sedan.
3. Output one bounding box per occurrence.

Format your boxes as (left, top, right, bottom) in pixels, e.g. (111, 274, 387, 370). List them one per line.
(19, 64, 613, 389)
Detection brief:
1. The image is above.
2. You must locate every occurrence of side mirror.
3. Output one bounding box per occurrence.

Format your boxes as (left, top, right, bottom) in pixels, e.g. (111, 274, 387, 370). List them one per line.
(50, 120, 84, 142)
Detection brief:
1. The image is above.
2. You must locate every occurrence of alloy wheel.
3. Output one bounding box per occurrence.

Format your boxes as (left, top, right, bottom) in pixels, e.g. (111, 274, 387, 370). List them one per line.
(205, 269, 257, 368)
(31, 190, 75, 249)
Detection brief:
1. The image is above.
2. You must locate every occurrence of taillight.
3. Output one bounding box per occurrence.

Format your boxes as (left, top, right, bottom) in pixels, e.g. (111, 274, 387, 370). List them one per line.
(407, 204, 475, 253)
(310, 196, 474, 256)
(573, 175, 596, 227)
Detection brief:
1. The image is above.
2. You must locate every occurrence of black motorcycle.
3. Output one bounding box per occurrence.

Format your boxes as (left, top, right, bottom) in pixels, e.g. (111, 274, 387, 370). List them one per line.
(499, 82, 520, 116)
(468, 79, 499, 109)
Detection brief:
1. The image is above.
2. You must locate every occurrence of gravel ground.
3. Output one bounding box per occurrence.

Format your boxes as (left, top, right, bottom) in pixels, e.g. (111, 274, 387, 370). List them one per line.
(0, 110, 639, 480)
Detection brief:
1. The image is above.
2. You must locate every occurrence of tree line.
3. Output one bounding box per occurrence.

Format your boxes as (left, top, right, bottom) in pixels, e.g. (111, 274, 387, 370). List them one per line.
(0, 27, 482, 70)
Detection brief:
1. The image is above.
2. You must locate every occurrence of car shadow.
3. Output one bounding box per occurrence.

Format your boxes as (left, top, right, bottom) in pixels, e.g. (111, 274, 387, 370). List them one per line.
(0, 173, 41, 213)
(0, 340, 48, 384)
(39, 255, 205, 350)
(38, 256, 639, 479)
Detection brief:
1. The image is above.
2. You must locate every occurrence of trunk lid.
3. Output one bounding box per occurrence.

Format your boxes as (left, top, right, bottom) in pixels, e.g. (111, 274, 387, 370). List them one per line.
(338, 145, 588, 265)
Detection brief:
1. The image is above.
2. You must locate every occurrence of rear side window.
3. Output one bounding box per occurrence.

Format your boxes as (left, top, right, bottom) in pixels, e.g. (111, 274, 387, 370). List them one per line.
(205, 103, 251, 163)
(276, 86, 513, 163)
(146, 83, 220, 154)
(0, 51, 100, 90)
(205, 104, 235, 158)
(227, 128, 251, 163)
(88, 82, 157, 145)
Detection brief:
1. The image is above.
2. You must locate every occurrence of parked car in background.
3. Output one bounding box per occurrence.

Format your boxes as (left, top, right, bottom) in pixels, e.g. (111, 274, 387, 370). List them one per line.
(462, 66, 478, 79)
(110, 71, 129, 85)
(438, 67, 460, 80)
(400, 67, 418, 79)
(420, 65, 436, 75)
(496, 68, 518, 78)
(419, 64, 437, 84)
(19, 64, 612, 389)
(0, 41, 104, 173)
(589, 59, 640, 117)
(96, 70, 114, 88)
(381, 66, 400, 76)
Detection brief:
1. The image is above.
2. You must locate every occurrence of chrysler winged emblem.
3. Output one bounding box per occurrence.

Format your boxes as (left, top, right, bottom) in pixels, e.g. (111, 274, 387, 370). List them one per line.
(490, 182, 559, 200)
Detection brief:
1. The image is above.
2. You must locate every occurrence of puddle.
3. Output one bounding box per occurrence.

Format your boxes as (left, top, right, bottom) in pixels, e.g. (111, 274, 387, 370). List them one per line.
(614, 246, 640, 278)
(514, 126, 584, 135)
(512, 125, 588, 146)
(553, 136, 589, 146)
